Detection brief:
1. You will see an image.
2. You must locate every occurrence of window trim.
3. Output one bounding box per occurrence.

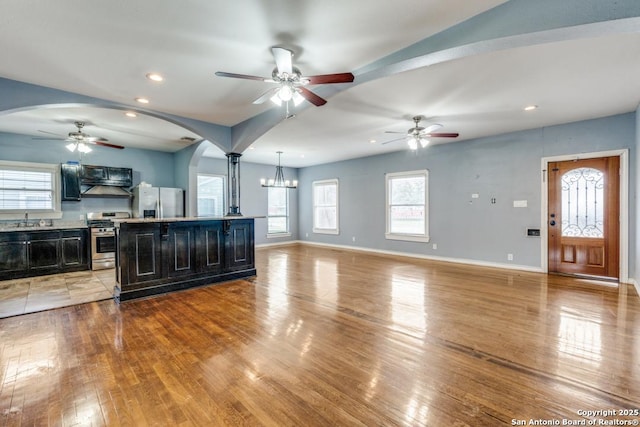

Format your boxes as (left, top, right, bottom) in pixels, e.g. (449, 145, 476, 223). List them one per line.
(312, 178, 340, 235)
(196, 173, 226, 218)
(0, 160, 62, 220)
(267, 186, 290, 237)
(385, 169, 430, 243)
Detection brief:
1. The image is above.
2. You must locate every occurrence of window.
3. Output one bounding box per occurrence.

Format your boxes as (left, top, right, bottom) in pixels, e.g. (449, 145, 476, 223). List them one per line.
(561, 167, 604, 238)
(385, 170, 429, 242)
(0, 161, 60, 219)
(313, 179, 339, 234)
(196, 174, 225, 217)
(267, 187, 289, 236)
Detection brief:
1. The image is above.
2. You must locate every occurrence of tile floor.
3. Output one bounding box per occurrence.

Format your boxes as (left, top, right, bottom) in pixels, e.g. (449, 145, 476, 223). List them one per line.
(0, 269, 115, 318)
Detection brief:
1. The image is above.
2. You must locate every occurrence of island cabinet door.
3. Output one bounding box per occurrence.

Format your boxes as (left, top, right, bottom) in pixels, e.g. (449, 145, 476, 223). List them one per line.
(124, 225, 163, 284)
(224, 220, 255, 272)
(165, 224, 196, 278)
(196, 222, 224, 274)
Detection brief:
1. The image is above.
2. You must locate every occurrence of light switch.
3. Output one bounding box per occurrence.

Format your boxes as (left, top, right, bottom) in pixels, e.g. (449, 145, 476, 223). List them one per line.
(513, 200, 528, 208)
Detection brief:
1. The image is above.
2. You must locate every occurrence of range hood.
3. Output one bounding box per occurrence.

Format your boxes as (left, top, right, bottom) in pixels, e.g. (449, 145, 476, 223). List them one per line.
(82, 185, 132, 198)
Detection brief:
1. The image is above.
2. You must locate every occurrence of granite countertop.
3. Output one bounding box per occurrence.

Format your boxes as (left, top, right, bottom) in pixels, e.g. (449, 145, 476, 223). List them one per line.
(113, 216, 262, 225)
(0, 220, 87, 233)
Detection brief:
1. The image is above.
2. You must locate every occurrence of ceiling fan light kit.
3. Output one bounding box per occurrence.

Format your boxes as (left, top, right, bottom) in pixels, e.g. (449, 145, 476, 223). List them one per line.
(261, 151, 297, 189)
(66, 141, 92, 153)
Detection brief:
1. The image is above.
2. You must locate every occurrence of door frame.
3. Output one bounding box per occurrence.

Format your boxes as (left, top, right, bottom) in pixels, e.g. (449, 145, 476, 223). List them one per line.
(540, 149, 629, 282)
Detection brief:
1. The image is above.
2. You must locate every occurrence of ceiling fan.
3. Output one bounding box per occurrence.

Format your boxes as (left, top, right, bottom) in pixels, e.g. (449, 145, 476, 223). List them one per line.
(36, 121, 124, 152)
(215, 46, 354, 107)
(383, 116, 459, 150)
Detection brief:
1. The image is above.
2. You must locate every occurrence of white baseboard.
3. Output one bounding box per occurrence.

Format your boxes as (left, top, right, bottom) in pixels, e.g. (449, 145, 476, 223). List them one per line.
(256, 240, 300, 249)
(628, 278, 640, 297)
(286, 240, 543, 273)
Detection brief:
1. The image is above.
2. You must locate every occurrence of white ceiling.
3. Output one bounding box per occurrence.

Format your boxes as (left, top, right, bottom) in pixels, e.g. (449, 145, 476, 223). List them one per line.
(0, 1, 639, 167)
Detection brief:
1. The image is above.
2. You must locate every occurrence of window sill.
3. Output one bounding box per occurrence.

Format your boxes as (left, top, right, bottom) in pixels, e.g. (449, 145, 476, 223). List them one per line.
(267, 232, 292, 239)
(313, 229, 340, 235)
(385, 233, 430, 243)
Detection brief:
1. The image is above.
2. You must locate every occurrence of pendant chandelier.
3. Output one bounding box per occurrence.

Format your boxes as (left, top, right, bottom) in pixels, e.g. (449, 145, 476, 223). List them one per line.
(260, 151, 297, 189)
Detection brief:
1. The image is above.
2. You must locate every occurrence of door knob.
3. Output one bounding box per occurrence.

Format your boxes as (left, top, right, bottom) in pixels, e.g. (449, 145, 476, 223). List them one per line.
(550, 220, 556, 226)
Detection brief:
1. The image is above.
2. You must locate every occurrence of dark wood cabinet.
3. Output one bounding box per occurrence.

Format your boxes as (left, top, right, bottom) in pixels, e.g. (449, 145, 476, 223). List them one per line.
(224, 220, 255, 272)
(115, 218, 256, 301)
(0, 233, 28, 275)
(80, 164, 132, 187)
(61, 163, 81, 201)
(28, 231, 60, 272)
(0, 228, 89, 280)
(196, 222, 223, 274)
(61, 229, 88, 268)
(121, 223, 163, 284)
(165, 223, 197, 278)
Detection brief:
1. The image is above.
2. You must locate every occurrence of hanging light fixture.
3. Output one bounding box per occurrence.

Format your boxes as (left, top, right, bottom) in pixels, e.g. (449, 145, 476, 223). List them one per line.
(260, 151, 297, 189)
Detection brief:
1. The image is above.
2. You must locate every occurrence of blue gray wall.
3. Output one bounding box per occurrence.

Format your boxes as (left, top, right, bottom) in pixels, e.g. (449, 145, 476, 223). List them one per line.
(0, 131, 175, 221)
(1, 112, 637, 280)
(195, 155, 299, 246)
(297, 113, 636, 277)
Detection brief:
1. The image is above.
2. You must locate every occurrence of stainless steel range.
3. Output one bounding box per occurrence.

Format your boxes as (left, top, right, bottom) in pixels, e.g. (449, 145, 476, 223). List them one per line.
(86, 211, 130, 270)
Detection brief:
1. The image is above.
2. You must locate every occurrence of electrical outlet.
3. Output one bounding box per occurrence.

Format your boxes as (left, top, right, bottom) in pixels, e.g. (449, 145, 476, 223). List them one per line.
(352, 236, 356, 242)
(305, 233, 309, 238)
(507, 253, 514, 261)
(432, 243, 437, 250)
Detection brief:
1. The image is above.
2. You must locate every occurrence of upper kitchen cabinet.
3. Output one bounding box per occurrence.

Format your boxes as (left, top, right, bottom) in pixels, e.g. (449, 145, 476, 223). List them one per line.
(61, 163, 81, 201)
(80, 164, 132, 187)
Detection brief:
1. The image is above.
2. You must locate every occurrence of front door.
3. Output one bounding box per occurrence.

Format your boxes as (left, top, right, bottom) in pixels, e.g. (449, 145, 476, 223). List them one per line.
(548, 156, 619, 279)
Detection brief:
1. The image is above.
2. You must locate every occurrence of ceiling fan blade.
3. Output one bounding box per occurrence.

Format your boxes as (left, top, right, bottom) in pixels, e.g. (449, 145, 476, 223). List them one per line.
(33, 137, 65, 141)
(90, 140, 124, 149)
(37, 129, 65, 137)
(384, 131, 405, 134)
(253, 87, 280, 105)
(86, 136, 109, 142)
(426, 132, 459, 138)
(381, 137, 407, 145)
(272, 47, 293, 74)
(305, 73, 354, 85)
(298, 87, 327, 106)
(423, 124, 443, 133)
(215, 71, 273, 82)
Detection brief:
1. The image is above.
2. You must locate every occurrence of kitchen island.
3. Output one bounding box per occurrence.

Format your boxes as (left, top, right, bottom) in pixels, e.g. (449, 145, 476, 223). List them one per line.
(113, 217, 255, 302)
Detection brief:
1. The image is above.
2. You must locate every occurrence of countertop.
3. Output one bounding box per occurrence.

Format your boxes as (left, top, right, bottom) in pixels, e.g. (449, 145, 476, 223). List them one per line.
(113, 216, 262, 225)
(0, 221, 87, 233)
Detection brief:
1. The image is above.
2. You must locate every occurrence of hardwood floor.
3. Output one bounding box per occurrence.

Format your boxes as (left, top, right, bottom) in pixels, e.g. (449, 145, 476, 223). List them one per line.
(1, 244, 639, 426)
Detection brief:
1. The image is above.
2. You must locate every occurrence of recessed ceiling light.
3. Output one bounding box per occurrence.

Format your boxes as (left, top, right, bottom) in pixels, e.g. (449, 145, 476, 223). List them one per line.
(146, 73, 164, 82)
(300, 154, 305, 158)
(125, 112, 137, 118)
(135, 97, 150, 104)
(524, 105, 538, 111)
(369, 139, 377, 144)
(249, 146, 255, 150)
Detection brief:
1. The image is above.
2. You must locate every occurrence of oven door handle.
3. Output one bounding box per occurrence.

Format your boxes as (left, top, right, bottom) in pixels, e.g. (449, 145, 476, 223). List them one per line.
(92, 232, 115, 237)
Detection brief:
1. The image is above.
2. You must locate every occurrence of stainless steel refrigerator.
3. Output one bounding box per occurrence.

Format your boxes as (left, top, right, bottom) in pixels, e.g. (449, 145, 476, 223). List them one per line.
(132, 186, 184, 218)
